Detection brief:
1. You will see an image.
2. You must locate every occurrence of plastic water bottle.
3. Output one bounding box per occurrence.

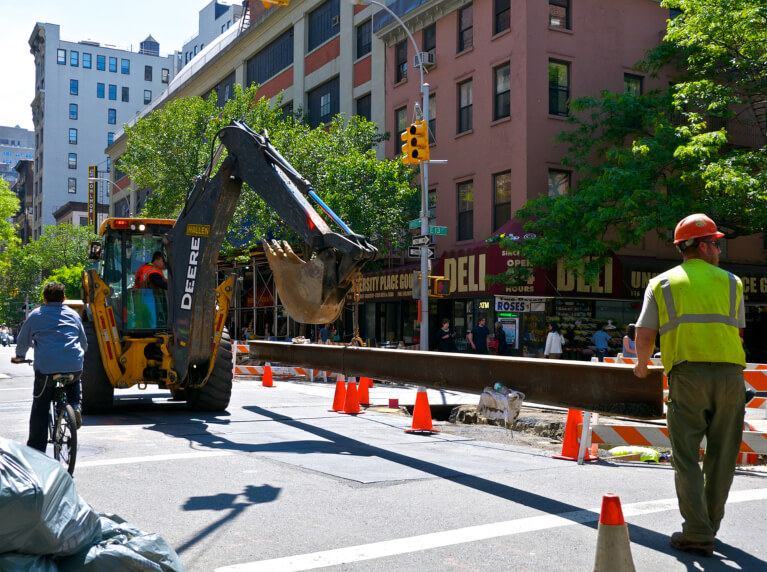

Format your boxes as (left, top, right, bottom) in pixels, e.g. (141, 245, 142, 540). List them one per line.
(591, 356, 598, 363)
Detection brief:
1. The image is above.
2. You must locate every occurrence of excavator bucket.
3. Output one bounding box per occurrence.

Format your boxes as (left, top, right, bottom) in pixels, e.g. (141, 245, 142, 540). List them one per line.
(264, 240, 349, 324)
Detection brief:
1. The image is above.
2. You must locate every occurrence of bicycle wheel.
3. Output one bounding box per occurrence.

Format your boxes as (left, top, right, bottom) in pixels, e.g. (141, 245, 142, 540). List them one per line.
(53, 404, 78, 476)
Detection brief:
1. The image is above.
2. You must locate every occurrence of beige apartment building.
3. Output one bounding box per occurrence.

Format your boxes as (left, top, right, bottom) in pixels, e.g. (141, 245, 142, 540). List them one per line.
(106, 0, 767, 358)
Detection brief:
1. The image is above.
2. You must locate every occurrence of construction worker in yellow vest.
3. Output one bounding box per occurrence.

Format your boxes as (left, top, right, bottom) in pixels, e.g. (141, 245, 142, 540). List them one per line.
(634, 213, 746, 558)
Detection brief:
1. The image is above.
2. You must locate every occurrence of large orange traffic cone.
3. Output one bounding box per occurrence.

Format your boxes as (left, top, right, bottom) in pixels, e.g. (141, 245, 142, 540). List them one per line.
(593, 493, 636, 572)
(328, 374, 346, 412)
(357, 376, 371, 406)
(405, 387, 439, 433)
(360, 376, 374, 388)
(341, 379, 364, 415)
(262, 363, 274, 388)
(553, 409, 598, 461)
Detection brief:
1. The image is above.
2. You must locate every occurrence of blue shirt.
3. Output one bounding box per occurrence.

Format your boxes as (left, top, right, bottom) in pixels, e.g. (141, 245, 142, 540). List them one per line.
(592, 330, 611, 351)
(15, 302, 87, 374)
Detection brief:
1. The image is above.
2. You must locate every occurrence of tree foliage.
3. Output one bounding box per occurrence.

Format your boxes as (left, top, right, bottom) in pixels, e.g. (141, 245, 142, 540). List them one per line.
(119, 84, 417, 259)
(493, 0, 767, 285)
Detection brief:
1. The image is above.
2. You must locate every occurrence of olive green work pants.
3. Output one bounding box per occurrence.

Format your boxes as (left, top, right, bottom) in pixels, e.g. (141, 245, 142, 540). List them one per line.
(666, 361, 745, 543)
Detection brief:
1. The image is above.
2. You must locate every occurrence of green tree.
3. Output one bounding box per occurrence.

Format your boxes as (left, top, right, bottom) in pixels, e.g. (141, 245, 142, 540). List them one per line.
(493, 0, 767, 286)
(0, 179, 20, 323)
(119, 84, 417, 258)
(45, 264, 87, 300)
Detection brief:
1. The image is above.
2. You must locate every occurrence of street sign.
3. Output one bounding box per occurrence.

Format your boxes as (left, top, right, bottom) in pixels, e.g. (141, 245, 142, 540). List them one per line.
(412, 235, 431, 246)
(408, 246, 435, 259)
(408, 219, 421, 230)
(429, 225, 448, 235)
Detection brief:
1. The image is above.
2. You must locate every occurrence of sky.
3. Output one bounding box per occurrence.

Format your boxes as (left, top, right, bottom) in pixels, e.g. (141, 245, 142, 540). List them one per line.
(0, 0, 221, 131)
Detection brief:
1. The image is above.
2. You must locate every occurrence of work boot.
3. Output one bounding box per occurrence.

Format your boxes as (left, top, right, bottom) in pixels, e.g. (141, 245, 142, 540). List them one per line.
(72, 407, 82, 430)
(669, 532, 714, 557)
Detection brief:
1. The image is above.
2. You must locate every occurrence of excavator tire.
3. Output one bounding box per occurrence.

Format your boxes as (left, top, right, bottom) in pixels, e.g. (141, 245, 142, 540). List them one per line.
(186, 328, 233, 411)
(81, 320, 115, 413)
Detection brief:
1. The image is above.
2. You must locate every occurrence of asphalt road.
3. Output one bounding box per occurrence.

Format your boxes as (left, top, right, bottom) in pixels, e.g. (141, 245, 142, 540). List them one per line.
(1, 344, 766, 571)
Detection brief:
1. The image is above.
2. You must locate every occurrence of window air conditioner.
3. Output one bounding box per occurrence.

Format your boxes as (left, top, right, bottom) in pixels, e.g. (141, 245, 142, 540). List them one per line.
(415, 51, 436, 68)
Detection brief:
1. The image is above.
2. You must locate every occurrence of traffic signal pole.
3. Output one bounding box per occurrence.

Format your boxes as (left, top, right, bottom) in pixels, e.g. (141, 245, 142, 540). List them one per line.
(419, 83, 430, 351)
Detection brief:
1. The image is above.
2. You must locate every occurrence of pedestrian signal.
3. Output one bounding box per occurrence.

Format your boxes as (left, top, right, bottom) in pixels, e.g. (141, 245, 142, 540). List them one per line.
(429, 276, 450, 297)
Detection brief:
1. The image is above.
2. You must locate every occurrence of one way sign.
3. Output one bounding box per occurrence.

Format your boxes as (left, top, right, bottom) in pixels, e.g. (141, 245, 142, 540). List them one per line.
(408, 246, 435, 259)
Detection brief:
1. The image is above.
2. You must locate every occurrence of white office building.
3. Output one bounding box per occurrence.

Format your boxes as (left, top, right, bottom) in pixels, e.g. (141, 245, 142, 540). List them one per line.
(28, 23, 177, 239)
(181, 0, 245, 69)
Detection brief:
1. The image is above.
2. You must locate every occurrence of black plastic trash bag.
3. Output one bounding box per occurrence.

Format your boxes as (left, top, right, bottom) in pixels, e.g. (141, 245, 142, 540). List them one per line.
(58, 514, 186, 571)
(0, 437, 100, 556)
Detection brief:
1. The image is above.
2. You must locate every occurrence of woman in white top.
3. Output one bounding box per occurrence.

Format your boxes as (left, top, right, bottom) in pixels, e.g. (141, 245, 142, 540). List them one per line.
(544, 322, 565, 359)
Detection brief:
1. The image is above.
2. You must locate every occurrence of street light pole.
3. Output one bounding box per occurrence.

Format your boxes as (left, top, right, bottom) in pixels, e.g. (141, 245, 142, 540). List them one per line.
(350, 0, 432, 350)
(88, 177, 133, 222)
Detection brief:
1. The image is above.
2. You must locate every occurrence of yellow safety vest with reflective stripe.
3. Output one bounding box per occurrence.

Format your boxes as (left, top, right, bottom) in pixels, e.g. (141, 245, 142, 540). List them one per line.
(651, 259, 745, 374)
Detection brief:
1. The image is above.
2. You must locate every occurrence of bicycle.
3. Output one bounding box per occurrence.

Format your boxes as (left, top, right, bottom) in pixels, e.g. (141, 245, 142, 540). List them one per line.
(11, 358, 79, 476)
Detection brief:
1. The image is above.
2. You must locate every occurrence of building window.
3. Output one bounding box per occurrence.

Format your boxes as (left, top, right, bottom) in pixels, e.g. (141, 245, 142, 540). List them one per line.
(108, 132, 115, 146)
(109, 84, 117, 100)
(395, 106, 408, 156)
(281, 102, 294, 120)
(97, 83, 105, 98)
(109, 57, 117, 72)
(121, 59, 130, 74)
(458, 79, 473, 133)
(57, 49, 66, 65)
(68, 153, 77, 169)
(246, 28, 294, 86)
(549, 0, 570, 30)
(395, 40, 407, 83)
(69, 103, 78, 120)
(307, 77, 339, 129)
(548, 60, 569, 116)
(493, 171, 511, 231)
(144, 90, 152, 104)
(457, 181, 474, 241)
(122, 87, 129, 102)
(356, 20, 372, 59)
(428, 189, 437, 223)
(308, 0, 340, 52)
(356, 93, 371, 121)
(80, 216, 88, 227)
(494, 0, 511, 34)
(144, 65, 152, 81)
(428, 93, 436, 144)
(69, 128, 78, 144)
(108, 109, 116, 125)
(70, 50, 79, 67)
(548, 169, 571, 196)
(67, 79, 78, 96)
(161, 68, 170, 83)
(423, 23, 436, 54)
(494, 63, 511, 120)
(458, 5, 473, 52)
(624, 74, 643, 96)
(215, 72, 236, 108)
(68, 178, 77, 193)
(97, 55, 106, 70)
(83, 53, 92, 69)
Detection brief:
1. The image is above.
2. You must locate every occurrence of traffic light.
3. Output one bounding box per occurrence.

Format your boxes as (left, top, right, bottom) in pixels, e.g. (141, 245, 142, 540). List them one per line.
(429, 276, 450, 297)
(410, 120, 430, 163)
(262, 0, 290, 8)
(401, 129, 417, 165)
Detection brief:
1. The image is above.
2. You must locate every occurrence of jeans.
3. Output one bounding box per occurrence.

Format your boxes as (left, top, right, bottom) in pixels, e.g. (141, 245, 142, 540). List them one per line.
(596, 348, 608, 362)
(666, 362, 745, 542)
(28, 370, 82, 453)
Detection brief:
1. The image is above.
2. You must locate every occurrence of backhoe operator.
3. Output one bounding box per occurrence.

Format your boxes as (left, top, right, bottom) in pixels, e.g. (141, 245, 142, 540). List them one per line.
(135, 251, 168, 290)
(133, 252, 168, 328)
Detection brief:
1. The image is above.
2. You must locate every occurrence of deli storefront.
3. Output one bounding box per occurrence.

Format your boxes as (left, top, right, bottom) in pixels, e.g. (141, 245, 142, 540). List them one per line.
(357, 247, 767, 361)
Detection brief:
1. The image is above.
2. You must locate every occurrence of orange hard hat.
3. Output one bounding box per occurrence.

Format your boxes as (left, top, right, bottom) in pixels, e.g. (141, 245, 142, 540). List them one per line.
(673, 213, 724, 245)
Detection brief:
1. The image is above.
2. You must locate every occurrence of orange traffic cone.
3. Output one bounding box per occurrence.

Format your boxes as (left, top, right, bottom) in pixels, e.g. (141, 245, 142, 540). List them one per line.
(262, 363, 274, 388)
(553, 409, 598, 461)
(328, 374, 346, 412)
(405, 387, 439, 433)
(357, 376, 371, 406)
(341, 379, 364, 415)
(593, 493, 636, 572)
(360, 376, 374, 388)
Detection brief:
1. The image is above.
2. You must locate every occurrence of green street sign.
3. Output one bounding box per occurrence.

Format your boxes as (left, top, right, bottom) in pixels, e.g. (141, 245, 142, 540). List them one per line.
(429, 225, 448, 235)
(408, 219, 421, 229)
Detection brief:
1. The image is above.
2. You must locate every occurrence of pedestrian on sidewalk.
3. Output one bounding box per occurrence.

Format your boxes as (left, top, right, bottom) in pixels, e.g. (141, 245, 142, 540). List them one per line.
(544, 322, 565, 359)
(591, 324, 611, 362)
(633, 213, 746, 558)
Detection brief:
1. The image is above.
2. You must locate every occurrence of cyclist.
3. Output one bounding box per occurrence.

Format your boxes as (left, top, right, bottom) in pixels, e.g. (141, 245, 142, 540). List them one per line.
(12, 282, 87, 452)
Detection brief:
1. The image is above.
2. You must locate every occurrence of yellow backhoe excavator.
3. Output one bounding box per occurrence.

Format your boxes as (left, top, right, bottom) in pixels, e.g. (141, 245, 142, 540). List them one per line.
(80, 121, 377, 413)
